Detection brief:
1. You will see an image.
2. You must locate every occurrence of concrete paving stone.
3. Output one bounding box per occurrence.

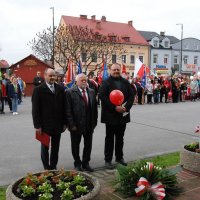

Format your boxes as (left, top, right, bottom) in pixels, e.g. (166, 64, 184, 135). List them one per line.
(175, 187, 200, 200)
(177, 171, 197, 179)
(106, 192, 124, 200)
(178, 177, 200, 191)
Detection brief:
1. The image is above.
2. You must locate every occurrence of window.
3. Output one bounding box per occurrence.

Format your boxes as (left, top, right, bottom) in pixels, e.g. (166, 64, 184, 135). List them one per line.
(122, 37, 130, 42)
(139, 56, 143, 63)
(164, 55, 169, 64)
(194, 56, 198, 65)
(91, 53, 97, 62)
(153, 40, 159, 47)
(130, 55, 135, 64)
(174, 56, 178, 64)
(112, 54, 116, 64)
(183, 56, 188, 64)
(122, 55, 126, 63)
(109, 36, 117, 42)
(164, 41, 169, 48)
(81, 53, 87, 62)
(153, 54, 158, 64)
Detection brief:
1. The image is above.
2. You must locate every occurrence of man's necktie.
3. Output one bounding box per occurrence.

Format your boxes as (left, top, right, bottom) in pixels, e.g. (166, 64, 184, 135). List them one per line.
(50, 85, 55, 93)
(82, 89, 88, 105)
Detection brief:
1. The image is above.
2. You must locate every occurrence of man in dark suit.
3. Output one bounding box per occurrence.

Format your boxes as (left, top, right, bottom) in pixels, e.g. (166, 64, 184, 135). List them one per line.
(99, 63, 134, 169)
(33, 71, 44, 87)
(65, 73, 98, 172)
(32, 68, 67, 170)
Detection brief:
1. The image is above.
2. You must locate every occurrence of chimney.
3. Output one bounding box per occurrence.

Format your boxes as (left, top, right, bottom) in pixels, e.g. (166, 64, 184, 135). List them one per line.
(101, 16, 106, 22)
(96, 21, 101, 30)
(91, 15, 96, 21)
(160, 31, 165, 36)
(128, 21, 133, 26)
(80, 15, 87, 19)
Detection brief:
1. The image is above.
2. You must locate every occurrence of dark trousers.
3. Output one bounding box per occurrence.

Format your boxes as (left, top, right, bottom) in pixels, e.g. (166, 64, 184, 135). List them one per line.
(147, 94, 152, 103)
(137, 91, 142, 104)
(70, 130, 93, 167)
(0, 97, 4, 112)
(6, 97, 12, 111)
(104, 123, 126, 162)
(41, 133, 61, 170)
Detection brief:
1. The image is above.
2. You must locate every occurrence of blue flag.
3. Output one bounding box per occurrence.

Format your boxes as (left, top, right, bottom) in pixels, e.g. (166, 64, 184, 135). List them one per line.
(77, 60, 82, 74)
(102, 63, 109, 80)
(141, 67, 146, 88)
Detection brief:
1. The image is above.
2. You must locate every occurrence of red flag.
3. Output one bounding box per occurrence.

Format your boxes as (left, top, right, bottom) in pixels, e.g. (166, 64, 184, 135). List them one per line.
(65, 59, 75, 88)
(134, 58, 150, 78)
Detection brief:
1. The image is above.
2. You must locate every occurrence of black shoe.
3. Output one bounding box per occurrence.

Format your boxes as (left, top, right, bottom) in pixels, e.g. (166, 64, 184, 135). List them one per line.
(105, 162, 115, 170)
(116, 159, 127, 166)
(74, 166, 82, 171)
(82, 164, 94, 172)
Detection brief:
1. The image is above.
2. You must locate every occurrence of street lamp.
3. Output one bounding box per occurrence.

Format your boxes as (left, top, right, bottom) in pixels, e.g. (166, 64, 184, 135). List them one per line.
(50, 7, 55, 68)
(176, 23, 183, 74)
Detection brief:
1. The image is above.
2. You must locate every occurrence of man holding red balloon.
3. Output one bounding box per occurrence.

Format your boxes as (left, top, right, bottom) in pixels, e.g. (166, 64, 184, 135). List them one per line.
(99, 63, 134, 169)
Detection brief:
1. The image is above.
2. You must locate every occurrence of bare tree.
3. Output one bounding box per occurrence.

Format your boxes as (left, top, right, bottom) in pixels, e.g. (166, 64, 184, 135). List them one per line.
(29, 25, 126, 73)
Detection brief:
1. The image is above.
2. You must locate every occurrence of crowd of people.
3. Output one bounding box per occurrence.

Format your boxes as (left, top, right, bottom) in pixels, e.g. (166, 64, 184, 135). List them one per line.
(0, 73, 26, 115)
(131, 74, 200, 105)
(1, 66, 200, 172)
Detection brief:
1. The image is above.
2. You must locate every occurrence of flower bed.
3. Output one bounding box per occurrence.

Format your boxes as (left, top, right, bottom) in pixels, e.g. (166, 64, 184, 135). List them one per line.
(180, 144, 200, 173)
(6, 170, 100, 200)
(115, 161, 179, 200)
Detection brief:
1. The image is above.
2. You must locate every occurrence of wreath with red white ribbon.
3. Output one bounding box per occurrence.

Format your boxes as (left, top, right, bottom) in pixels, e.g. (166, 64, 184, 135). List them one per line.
(116, 161, 179, 200)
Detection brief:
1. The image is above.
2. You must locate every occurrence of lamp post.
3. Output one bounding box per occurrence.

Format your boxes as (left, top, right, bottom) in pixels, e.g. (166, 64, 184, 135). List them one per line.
(176, 23, 183, 74)
(50, 7, 55, 68)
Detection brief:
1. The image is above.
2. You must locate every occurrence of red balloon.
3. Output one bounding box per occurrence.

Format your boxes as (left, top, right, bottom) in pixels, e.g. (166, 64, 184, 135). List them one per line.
(168, 91, 172, 97)
(109, 90, 124, 106)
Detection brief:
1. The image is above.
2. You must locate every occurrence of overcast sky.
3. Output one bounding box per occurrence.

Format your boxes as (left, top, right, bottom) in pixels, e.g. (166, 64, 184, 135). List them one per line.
(1, 0, 200, 64)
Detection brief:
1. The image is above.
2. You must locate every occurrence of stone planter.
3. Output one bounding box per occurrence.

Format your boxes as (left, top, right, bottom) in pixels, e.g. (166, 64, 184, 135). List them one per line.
(180, 146, 200, 173)
(6, 170, 101, 200)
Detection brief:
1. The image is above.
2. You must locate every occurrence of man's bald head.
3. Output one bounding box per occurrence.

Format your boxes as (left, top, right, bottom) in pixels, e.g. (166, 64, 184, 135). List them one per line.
(44, 68, 56, 85)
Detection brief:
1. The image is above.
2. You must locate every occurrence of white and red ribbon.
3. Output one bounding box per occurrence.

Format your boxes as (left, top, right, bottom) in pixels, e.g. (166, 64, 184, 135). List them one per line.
(146, 162, 154, 171)
(135, 177, 166, 200)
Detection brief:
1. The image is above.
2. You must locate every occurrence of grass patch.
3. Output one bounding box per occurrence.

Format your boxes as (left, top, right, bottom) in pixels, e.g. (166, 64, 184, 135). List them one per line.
(144, 152, 180, 168)
(0, 187, 6, 200)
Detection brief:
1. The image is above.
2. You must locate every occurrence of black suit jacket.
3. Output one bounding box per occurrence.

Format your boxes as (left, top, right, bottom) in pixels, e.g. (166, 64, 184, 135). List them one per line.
(65, 86, 98, 133)
(32, 82, 66, 136)
(99, 76, 134, 125)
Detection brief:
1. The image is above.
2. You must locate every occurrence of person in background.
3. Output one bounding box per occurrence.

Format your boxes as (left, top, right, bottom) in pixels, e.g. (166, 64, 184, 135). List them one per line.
(8, 77, 21, 115)
(32, 68, 67, 170)
(99, 63, 134, 169)
(33, 71, 44, 87)
(3, 73, 12, 112)
(145, 79, 153, 104)
(65, 73, 98, 172)
(17, 77, 24, 104)
(0, 80, 6, 114)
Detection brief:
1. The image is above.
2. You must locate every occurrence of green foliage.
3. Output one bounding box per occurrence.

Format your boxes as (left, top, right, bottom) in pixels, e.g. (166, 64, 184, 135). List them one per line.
(185, 142, 199, 151)
(116, 161, 179, 200)
(38, 182, 54, 193)
(0, 187, 6, 200)
(56, 180, 71, 190)
(76, 185, 88, 195)
(39, 192, 53, 200)
(61, 188, 74, 200)
(144, 152, 180, 168)
(72, 175, 85, 185)
(21, 185, 36, 197)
